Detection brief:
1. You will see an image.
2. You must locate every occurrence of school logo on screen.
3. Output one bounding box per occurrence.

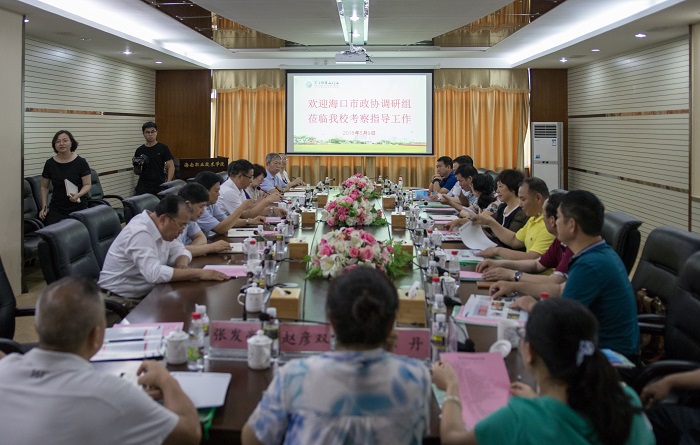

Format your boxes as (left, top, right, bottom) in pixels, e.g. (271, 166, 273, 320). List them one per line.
(306, 81, 313, 88)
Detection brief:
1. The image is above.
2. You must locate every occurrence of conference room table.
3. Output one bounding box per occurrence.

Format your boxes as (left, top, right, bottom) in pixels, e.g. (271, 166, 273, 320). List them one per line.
(96, 197, 532, 445)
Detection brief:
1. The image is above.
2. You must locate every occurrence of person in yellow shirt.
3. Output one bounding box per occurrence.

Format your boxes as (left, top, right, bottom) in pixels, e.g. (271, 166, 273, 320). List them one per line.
(473, 177, 554, 260)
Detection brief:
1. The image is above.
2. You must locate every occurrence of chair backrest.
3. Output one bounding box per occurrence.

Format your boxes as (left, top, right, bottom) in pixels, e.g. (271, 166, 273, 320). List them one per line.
(23, 179, 39, 220)
(664, 252, 700, 361)
(36, 219, 101, 284)
(157, 184, 184, 199)
(216, 171, 228, 183)
(0, 257, 17, 339)
(160, 179, 186, 190)
(631, 226, 700, 305)
(87, 169, 105, 200)
(122, 194, 160, 224)
(26, 174, 51, 210)
(601, 211, 642, 274)
(70, 206, 122, 269)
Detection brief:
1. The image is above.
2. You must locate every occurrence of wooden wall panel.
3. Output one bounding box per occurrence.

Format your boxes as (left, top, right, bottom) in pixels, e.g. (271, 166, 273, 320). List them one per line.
(529, 69, 568, 185)
(155, 70, 211, 159)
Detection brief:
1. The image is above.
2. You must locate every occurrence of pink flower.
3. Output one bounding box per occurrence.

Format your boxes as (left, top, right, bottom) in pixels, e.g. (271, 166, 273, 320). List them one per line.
(344, 196, 354, 204)
(349, 247, 360, 258)
(359, 232, 376, 244)
(343, 264, 357, 273)
(319, 244, 334, 256)
(361, 247, 374, 261)
(386, 245, 394, 254)
(338, 212, 347, 221)
(326, 217, 336, 226)
(326, 200, 337, 210)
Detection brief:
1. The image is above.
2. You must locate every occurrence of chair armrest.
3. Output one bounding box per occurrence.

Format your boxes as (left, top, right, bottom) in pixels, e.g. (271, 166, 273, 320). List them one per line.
(15, 306, 35, 317)
(634, 360, 700, 392)
(24, 217, 44, 232)
(639, 323, 665, 335)
(103, 194, 125, 204)
(638, 313, 665, 335)
(87, 199, 110, 208)
(0, 338, 28, 355)
(639, 314, 666, 324)
(105, 300, 129, 320)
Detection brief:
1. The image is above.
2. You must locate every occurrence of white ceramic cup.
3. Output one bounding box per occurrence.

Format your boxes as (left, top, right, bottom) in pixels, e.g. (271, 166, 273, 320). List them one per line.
(247, 330, 272, 370)
(238, 286, 265, 312)
(165, 329, 189, 365)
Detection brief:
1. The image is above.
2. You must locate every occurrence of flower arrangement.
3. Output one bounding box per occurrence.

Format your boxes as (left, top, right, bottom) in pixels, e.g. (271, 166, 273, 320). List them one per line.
(304, 228, 412, 279)
(338, 174, 380, 199)
(321, 193, 387, 227)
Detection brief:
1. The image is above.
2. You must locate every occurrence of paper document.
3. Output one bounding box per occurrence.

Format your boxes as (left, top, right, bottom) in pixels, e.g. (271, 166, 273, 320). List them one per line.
(91, 337, 164, 362)
(459, 271, 484, 282)
(64, 179, 80, 202)
(459, 221, 496, 250)
(430, 215, 459, 223)
(203, 264, 249, 277)
(227, 229, 277, 238)
(453, 249, 484, 264)
(103, 325, 163, 342)
(454, 294, 528, 326)
(439, 352, 511, 429)
(221, 243, 243, 254)
(171, 372, 232, 408)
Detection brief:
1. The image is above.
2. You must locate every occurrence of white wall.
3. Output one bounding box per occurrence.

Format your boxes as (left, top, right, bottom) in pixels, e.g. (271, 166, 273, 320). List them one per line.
(568, 38, 692, 241)
(0, 8, 24, 294)
(23, 38, 157, 198)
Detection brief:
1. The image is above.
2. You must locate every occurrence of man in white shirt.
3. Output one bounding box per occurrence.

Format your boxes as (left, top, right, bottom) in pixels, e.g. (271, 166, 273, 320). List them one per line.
(98, 195, 230, 301)
(177, 182, 230, 257)
(276, 152, 291, 185)
(0, 277, 200, 445)
(218, 159, 281, 218)
(260, 153, 302, 192)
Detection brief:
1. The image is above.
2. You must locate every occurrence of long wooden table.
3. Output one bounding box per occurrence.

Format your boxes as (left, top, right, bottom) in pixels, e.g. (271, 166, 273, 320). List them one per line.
(100, 199, 531, 444)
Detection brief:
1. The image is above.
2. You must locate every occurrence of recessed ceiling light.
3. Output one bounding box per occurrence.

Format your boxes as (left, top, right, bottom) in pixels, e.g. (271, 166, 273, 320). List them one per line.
(350, 14, 359, 22)
(559, 57, 568, 63)
(23, 17, 29, 23)
(79, 38, 91, 41)
(591, 48, 600, 52)
(122, 49, 132, 55)
(155, 60, 163, 64)
(353, 31, 360, 38)
(635, 33, 647, 38)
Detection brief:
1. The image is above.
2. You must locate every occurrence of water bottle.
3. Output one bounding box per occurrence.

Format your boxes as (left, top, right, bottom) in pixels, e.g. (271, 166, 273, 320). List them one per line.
(425, 261, 439, 300)
(187, 312, 205, 371)
(195, 304, 210, 360)
(246, 240, 261, 270)
(448, 250, 461, 281)
(304, 184, 313, 207)
(263, 248, 276, 286)
(431, 276, 441, 303)
(418, 248, 430, 270)
(242, 235, 255, 261)
(398, 176, 403, 189)
(324, 176, 330, 192)
(396, 192, 404, 213)
(275, 234, 285, 259)
(431, 294, 447, 324)
(263, 307, 280, 359)
(378, 174, 383, 184)
(431, 313, 447, 362)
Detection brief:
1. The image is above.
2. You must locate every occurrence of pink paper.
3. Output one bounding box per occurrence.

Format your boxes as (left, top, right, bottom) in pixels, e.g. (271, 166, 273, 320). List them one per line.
(279, 324, 332, 353)
(394, 328, 430, 359)
(210, 320, 261, 349)
(460, 271, 484, 281)
(265, 217, 282, 224)
(202, 265, 249, 277)
(440, 352, 511, 429)
(115, 322, 184, 336)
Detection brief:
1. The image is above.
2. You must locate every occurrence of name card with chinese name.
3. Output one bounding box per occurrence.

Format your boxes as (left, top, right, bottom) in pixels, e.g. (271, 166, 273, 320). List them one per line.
(210, 320, 261, 349)
(279, 323, 332, 353)
(394, 328, 430, 360)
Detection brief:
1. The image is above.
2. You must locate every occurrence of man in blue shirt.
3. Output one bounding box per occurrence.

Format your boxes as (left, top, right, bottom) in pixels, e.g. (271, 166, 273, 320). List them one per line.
(428, 156, 457, 195)
(495, 190, 639, 359)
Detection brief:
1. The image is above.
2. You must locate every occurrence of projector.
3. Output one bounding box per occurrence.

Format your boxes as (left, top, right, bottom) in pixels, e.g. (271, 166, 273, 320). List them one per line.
(335, 51, 371, 64)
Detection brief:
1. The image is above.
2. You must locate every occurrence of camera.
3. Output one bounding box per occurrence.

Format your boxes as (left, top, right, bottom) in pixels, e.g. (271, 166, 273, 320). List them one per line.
(132, 154, 149, 175)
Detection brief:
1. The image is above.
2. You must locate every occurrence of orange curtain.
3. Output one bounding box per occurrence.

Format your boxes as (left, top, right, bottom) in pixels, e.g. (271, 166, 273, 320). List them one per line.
(214, 69, 529, 187)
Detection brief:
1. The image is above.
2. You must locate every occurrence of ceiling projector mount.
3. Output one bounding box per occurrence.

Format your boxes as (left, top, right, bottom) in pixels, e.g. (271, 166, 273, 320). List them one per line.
(335, 44, 373, 64)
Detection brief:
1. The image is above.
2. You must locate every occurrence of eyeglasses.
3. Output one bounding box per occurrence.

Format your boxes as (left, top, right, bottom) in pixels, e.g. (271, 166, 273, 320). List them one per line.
(241, 173, 253, 179)
(167, 215, 188, 229)
(144, 130, 157, 135)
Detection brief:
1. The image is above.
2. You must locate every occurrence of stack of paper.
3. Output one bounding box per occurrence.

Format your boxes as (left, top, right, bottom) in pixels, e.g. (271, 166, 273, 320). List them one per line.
(91, 325, 165, 362)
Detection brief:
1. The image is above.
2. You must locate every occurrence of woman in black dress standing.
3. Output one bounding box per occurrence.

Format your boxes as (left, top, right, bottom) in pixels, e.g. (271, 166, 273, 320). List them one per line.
(39, 130, 91, 225)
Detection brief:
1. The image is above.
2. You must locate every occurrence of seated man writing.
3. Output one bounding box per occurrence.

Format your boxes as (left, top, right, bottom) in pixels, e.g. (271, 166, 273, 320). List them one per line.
(177, 182, 231, 257)
(260, 153, 303, 193)
(218, 159, 284, 218)
(429, 156, 458, 195)
(475, 176, 555, 260)
(194, 171, 262, 236)
(98, 195, 230, 304)
(491, 190, 639, 360)
(0, 277, 200, 445)
(438, 163, 479, 213)
(476, 192, 571, 285)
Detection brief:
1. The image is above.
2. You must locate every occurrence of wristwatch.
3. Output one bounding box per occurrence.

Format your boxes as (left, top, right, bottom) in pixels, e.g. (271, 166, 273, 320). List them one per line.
(514, 271, 522, 282)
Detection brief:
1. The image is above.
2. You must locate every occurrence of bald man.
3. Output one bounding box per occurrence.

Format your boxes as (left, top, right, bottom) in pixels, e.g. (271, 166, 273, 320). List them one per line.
(0, 277, 200, 445)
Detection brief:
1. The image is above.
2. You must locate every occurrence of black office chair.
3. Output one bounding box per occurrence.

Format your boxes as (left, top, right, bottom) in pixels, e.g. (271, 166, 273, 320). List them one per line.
(0, 256, 35, 342)
(86, 169, 125, 223)
(23, 179, 43, 265)
(601, 211, 642, 274)
(635, 252, 700, 392)
(122, 193, 160, 225)
(25, 174, 51, 211)
(35, 220, 129, 322)
(159, 179, 186, 190)
(70, 206, 122, 269)
(216, 171, 229, 183)
(157, 184, 184, 199)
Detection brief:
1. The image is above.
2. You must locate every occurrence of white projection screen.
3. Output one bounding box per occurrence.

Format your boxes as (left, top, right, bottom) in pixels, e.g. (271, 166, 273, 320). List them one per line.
(286, 71, 433, 156)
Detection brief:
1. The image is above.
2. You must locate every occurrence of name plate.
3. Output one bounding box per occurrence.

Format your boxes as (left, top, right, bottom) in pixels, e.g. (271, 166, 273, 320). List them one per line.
(279, 323, 332, 353)
(210, 320, 261, 349)
(394, 328, 430, 360)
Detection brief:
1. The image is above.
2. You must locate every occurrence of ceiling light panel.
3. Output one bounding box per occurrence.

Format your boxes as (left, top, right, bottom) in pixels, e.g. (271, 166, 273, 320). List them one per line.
(337, 0, 368, 44)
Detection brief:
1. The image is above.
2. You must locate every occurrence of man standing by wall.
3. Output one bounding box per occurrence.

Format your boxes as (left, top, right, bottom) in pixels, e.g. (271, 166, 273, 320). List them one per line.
(133, 121, 174, 196)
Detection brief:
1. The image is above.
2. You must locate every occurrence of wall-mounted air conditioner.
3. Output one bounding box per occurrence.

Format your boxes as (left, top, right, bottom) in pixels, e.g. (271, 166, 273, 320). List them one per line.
(531, 122, 563, 191)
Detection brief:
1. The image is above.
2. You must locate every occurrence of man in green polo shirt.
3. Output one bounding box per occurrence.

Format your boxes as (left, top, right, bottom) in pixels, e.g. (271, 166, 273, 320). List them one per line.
(475, 176, 554, 260)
